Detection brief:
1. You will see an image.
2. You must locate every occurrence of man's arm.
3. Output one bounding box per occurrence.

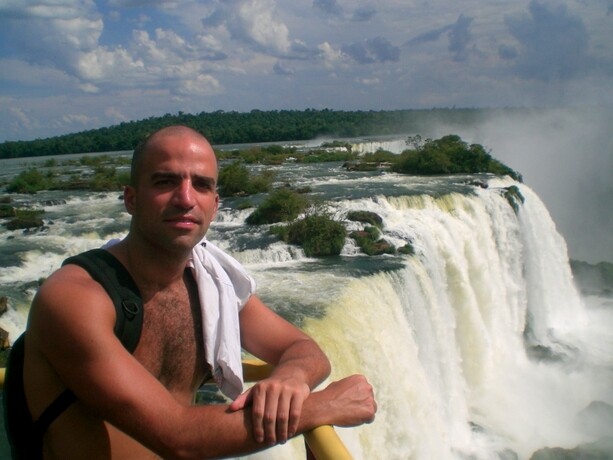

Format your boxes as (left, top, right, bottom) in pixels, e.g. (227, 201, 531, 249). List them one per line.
(26, 268, 375, 459)
(231, 295, 332, 444)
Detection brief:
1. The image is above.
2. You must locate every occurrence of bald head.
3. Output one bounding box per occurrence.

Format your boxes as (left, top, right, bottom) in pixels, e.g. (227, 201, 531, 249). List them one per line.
(130, 126, 215, 186)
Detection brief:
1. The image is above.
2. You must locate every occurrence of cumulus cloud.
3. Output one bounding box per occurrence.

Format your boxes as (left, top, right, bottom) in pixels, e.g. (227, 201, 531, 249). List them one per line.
(177, 74, 222, 96)
(0, 1, 103, 60)
(448, 15, 473, 62)
(504, 0, 590, 80)
(9, 107, 34, 132)
(407, 14, 475, 62)
(318, 41, 343, 66)
(342, 36, 400, 64)
(2, 0, 612, 145)
(202, 0, 292, 55)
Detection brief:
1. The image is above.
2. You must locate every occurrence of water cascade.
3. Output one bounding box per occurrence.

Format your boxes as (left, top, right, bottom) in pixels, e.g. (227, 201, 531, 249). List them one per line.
(1, 156, 611, 459)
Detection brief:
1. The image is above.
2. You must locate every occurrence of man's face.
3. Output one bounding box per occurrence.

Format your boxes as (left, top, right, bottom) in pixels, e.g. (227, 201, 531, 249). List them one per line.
(124, 131, 219, 254)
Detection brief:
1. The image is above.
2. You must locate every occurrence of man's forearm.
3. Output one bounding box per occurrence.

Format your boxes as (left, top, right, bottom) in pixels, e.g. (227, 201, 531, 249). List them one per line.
(156, 375, 374, 460)
(270, 337, 331, 389)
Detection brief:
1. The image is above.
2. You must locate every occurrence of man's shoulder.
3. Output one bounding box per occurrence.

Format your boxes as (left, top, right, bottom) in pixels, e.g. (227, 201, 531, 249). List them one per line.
(32, 262, 114, 323)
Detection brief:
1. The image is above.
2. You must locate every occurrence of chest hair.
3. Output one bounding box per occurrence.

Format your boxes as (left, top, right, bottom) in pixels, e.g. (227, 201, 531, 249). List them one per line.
(133, 270, 206, 393)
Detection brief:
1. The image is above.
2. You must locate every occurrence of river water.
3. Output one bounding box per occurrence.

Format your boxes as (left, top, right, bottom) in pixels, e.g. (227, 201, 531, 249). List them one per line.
(1, 147, 612, 459)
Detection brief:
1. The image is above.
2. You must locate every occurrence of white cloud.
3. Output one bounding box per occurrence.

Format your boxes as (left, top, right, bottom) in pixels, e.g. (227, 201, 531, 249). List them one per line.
(61, 113, 95, 126)
(76, 47, 144, 81)
(504, 0, 591, 80)
(318, 42, 343, 65)
(202, 0, 293, 55)
(0, 0, 611, 144)
(177, 74, 222, 96)
(9, 107, 34, 131)
(105, 106, 128, 122)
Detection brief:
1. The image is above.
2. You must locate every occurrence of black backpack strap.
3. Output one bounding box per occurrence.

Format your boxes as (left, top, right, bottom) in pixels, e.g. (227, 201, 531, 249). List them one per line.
(62, 248, 143, 353)
(3, 249, 144, 456)
(3, 334, 44, 459)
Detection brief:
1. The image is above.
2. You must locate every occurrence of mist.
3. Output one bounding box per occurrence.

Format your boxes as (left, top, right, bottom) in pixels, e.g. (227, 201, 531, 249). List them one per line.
(425, 107, 613, 265)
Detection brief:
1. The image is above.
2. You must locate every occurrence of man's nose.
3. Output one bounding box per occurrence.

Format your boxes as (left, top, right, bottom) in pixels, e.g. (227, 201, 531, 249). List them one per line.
(173, 180, 196, 208)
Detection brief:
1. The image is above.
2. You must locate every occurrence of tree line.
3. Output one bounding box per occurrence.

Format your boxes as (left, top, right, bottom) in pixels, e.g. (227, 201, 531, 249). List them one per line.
(0, 107, 527, 159)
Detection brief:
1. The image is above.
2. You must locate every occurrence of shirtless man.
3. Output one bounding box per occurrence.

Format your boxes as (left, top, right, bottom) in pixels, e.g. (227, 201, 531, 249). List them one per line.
(12, 126, 376, 459)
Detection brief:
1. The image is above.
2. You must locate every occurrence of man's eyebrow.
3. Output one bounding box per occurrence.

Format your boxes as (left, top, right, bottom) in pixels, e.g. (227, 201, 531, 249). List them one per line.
(149, 171, 216, 185)
(150, 171, 179, 180)
(194, 175, 217, 188)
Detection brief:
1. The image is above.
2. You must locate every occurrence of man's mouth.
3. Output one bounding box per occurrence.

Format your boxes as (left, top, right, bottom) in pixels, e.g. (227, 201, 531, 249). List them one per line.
(165, 215, 200, 225)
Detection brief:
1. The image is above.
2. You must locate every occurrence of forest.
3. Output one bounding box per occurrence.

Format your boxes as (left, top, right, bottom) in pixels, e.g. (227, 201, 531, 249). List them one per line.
(0, 107, 532, 159)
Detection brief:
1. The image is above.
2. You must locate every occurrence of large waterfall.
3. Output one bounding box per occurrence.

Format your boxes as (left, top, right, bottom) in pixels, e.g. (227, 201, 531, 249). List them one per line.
(239, 178, 611, 460)
(1, 153, 611, 459)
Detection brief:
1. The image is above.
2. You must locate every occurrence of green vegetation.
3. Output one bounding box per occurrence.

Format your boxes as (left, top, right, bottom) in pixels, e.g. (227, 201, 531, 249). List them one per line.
(346, 210, 383, 228)
(6, 168, 53, 194)
(217, 161, 275, 197)
(5, 155, 130, 194)
(391, 135, 522, 181)
(503, 185, 525, 214)
(350, 226, 394, 256)
(283, 214, 347, 257)
(0, 107, 534, 159)
(245, 188, 310, 225)
(5, 209, 45, 230)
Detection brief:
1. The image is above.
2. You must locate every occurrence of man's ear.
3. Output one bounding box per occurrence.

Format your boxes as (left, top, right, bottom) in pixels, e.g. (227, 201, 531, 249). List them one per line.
(124, 185, 135, 215)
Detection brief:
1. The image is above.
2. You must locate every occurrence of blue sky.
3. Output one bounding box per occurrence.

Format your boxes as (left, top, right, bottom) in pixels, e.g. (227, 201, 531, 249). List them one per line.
(1, 0, 612, 142)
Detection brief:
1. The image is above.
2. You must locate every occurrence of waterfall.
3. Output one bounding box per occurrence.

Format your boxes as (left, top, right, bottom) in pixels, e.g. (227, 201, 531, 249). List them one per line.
(246, 179, 606, 460)
(2, 166, 610, 460)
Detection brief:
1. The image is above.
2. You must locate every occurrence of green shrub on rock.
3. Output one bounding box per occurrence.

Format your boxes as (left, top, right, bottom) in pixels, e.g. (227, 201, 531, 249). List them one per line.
(218, 161, 275, 197)
(350, 226, 395, 256)
(346, 210, 383, 228)
(246, 188, 309, 225)
(503, 185, 525, 214)
(5, 209, 45, 230)
(286, 214, 347, 257)
(7, 168, 52, 194)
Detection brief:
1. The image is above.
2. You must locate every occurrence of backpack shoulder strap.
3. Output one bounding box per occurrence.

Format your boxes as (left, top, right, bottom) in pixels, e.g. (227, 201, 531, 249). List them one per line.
(62, 248, 143, 353)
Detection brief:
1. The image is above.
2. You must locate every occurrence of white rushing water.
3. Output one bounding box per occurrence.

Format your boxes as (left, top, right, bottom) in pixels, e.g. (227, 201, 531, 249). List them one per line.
(1, 156, 611, 459)
(241, 179, 612, 460)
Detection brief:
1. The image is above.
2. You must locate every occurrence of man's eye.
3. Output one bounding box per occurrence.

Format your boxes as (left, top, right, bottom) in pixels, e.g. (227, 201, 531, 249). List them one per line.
(154, 179, 174, 186)
(194, 180, 215, 191)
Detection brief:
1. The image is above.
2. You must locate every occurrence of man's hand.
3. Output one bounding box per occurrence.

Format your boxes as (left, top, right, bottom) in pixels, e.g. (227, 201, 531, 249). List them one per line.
(229, 375, 311, 444)
(317, 375, 377, 427)
(230, 373, 376, 446)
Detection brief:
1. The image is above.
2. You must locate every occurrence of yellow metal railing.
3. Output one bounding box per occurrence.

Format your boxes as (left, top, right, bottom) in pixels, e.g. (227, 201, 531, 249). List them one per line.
(1, 362, 352, 460)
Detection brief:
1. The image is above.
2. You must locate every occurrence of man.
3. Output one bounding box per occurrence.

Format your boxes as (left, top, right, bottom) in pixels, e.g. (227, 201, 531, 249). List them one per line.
(10, 126, 376, 459)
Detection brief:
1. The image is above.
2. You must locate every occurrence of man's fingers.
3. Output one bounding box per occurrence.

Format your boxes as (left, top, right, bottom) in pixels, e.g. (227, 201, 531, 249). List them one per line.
(286, 391, 305, 440)
(228, 388, 252, 412)
(251, 384, 279, 444)
(274, 390, 292, 443)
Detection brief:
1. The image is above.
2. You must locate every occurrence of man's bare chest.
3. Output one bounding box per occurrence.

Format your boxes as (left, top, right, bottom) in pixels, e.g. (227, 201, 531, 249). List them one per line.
(133, 276, 206, 392)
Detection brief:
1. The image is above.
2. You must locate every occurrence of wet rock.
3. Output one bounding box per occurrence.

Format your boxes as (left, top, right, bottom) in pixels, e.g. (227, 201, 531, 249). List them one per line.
(5, 215, 44, 230)
(575, 401, 613, 439)
(346, 210, 383, 227)
(0, 296, 7, 315)
(40, 199, 66, 206)
(0, 204, 16, 218)
(529, 439, 613, 460)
